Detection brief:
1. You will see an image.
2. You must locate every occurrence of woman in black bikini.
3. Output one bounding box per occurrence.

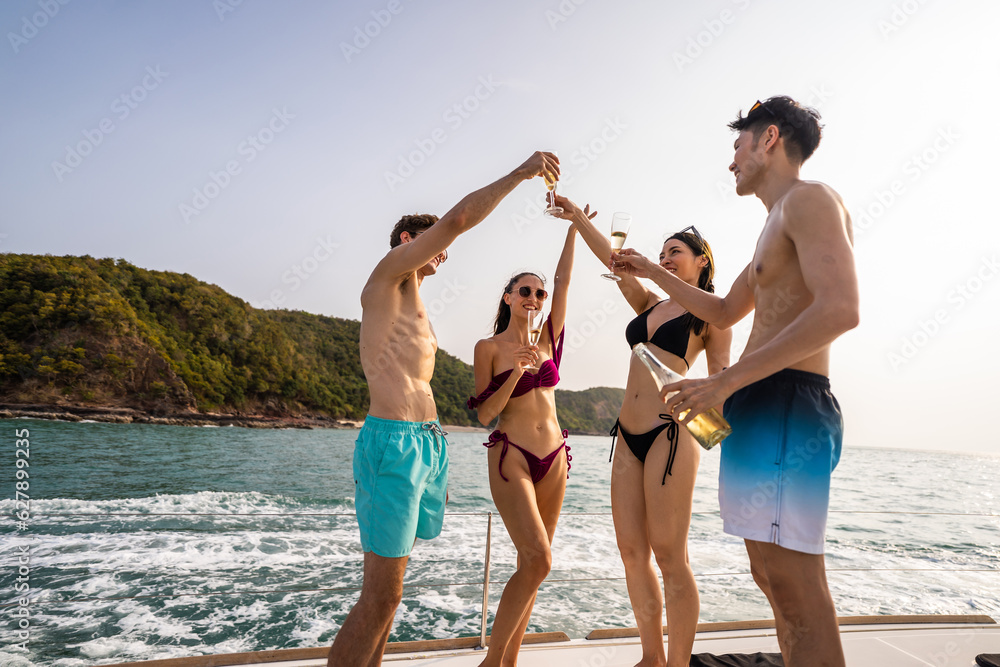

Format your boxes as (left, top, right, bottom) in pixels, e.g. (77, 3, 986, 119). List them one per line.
(553, 195, 731, 667)
(467, 222, 580, 667)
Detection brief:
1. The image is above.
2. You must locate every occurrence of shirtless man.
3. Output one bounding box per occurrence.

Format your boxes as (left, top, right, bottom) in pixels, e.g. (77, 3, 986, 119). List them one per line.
(328, 151, 557, 667)
(614, 97, 858, 666)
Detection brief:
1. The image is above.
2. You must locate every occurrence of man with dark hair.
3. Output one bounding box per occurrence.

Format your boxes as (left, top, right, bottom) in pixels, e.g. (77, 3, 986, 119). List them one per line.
(389, 213, 439, 248)
(616, 96, 858, 666)
(328, 151, 557, 666)
(728, 95, 823, 163)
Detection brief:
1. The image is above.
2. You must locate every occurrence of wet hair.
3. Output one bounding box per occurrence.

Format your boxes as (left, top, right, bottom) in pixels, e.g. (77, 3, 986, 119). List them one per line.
(389, 213, 439, 248)
(493, 272, 545, 335)
(728, 95, 823, 164)
(663, 231, 715, 337)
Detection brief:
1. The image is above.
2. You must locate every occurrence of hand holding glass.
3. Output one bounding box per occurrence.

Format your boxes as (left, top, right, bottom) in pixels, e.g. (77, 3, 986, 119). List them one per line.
(602, 212, 632, 281)
(543, 151, 563, 217)
(525, 310, 544, 371)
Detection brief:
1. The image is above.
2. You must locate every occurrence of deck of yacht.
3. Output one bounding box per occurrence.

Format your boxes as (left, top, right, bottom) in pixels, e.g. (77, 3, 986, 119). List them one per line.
(110, 615, 999, 666)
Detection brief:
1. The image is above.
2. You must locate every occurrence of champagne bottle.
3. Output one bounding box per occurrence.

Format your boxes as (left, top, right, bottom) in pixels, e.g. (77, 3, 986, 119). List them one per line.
(632, 342, 732, 450)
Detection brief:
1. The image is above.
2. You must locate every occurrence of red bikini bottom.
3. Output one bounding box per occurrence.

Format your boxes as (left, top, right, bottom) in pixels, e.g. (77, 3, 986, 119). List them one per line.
(484, 429, 571, 484)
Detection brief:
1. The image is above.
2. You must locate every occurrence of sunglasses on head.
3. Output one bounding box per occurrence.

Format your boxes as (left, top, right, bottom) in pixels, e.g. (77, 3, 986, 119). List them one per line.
(516, 285, 548, 300)
(676, 225, 703, 241)
(749, 99, 777, 119)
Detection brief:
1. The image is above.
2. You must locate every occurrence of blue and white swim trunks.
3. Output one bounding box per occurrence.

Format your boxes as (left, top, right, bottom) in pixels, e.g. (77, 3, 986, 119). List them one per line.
(719, 369, 843, 555)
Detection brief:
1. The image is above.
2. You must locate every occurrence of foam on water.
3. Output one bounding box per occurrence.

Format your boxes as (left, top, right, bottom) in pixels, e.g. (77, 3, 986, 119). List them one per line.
(2, 419, 998, 666)
(0, 652, 36, 667)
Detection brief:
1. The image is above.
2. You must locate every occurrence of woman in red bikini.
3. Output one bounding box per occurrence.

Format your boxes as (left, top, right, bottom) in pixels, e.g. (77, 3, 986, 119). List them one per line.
(554, 195, 732, 667)
(467, 220, 581, 667)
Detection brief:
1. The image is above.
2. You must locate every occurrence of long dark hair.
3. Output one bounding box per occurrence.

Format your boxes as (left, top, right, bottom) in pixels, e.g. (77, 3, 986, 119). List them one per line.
(493, 272, 545, 335)
(665, 231, 715, 337)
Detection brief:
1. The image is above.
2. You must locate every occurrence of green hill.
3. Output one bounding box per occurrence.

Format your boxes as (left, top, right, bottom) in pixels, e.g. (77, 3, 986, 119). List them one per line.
(0, 254, 622, 433)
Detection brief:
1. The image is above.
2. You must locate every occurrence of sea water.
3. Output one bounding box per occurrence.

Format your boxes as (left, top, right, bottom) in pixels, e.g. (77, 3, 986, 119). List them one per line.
(1, 419, 998, 666)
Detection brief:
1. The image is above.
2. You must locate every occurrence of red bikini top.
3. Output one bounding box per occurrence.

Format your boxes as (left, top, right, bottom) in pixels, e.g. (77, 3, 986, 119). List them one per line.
(467, 315, 565, 409)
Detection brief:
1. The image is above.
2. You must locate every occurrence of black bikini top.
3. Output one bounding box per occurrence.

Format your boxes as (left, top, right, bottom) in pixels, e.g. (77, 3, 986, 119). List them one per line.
(625, 301, 690, 368)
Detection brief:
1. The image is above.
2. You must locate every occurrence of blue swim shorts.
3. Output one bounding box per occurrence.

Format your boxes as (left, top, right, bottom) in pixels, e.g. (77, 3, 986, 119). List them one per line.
(353, 416, 449, 558)
(719, 369, 843, 555)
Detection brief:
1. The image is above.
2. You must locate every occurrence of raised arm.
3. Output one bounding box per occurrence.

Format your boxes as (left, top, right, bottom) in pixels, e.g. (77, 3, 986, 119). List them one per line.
(616, 249, 754, 328)
(546, 224, 576, 344)
(552, 194, 655, 315)
(375, 152, 558, 280)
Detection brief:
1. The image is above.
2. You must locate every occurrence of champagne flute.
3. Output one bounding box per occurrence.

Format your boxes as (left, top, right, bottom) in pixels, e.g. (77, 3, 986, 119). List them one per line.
(601, 212, 632, 281)
(525, 309, 545, 371)
(542, 151, 563, 217)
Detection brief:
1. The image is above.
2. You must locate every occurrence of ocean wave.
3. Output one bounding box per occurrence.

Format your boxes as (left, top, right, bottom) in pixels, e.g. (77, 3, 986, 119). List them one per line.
(4, 424, 999, 665)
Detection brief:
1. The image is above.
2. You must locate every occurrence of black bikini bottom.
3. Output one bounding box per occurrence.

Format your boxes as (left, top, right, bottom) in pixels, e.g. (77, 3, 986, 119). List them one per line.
(609, 414, 679, 485)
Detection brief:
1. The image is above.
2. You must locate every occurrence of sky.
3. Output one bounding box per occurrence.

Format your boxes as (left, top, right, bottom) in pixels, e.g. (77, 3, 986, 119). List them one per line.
(2, 0, 998, 454)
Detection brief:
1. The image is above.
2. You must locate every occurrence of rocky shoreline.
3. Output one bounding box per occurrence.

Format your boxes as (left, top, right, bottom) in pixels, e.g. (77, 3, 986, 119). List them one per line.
(0, 402, 359, 430)
(0, 403, 490, 432)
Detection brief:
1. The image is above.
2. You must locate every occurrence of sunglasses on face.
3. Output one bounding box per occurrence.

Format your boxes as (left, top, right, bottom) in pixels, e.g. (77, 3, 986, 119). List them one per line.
(516, 285, 548, 300)
(410, 231, 447, 263)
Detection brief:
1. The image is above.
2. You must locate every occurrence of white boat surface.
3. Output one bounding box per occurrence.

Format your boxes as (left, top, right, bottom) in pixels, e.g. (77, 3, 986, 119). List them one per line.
(107, 614, 999, 667)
